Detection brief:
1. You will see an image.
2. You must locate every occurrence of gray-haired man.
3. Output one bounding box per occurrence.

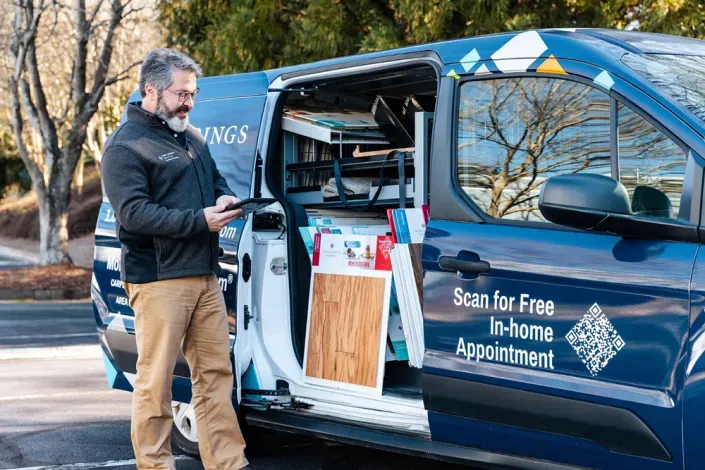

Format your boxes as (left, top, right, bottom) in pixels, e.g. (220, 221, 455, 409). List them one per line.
(101, 48, 248, 469)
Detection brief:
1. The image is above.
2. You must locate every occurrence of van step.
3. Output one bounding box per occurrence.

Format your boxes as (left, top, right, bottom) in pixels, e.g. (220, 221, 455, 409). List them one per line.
(242, 388, 290, 397)
(382, 385, 422, 400)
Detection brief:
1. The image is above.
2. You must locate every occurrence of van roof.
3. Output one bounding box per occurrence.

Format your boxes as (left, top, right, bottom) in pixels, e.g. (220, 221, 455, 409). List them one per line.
(127, 29, 704, 102)
(192, 28, 705, 88)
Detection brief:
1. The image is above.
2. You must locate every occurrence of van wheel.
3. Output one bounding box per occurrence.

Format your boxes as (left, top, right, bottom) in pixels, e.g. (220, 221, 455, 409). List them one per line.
(171, 401, 266, 458)
(171, 401, 201, 459)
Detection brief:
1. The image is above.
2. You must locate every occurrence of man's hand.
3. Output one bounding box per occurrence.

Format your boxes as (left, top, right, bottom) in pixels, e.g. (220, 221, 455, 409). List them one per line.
(205, 196, 242, 232)
(217, 195, 240, 208)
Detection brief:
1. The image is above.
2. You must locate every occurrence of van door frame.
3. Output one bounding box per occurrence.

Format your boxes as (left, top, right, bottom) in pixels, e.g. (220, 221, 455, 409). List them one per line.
(262, 52, 444, 366)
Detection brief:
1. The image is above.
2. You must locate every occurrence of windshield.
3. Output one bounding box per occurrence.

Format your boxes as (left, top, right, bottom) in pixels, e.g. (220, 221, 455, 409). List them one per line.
(622, 53, 705, 126)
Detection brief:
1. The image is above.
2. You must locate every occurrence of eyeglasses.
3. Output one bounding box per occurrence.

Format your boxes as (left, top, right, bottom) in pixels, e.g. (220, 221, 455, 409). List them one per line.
(164, 88, 199, 102)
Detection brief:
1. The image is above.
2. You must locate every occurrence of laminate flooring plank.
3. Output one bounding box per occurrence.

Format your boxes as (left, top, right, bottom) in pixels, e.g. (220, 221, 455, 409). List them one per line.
(305, 273, 387, 388)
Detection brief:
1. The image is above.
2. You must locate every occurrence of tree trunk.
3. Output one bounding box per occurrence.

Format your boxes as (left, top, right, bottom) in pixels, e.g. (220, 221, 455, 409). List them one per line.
(37, 184, 72, 265)
(37, 145, 78, 265)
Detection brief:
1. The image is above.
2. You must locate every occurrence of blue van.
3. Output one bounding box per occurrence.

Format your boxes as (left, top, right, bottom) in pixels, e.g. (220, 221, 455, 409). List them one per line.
(93, 28, 705, 469)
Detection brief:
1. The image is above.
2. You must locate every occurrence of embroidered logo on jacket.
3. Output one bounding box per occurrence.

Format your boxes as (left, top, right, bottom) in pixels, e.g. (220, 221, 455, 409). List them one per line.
(158, 152, 179, 162)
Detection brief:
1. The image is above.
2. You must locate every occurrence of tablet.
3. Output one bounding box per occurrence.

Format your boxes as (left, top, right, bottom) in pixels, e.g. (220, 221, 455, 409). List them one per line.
(224, 198, 277, 217)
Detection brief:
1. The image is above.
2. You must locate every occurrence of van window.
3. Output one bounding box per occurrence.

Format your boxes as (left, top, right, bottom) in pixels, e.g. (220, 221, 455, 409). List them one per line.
(456, 77, 611, 222)
(622, 54, 705, 126)
(617, 102, 686, 219)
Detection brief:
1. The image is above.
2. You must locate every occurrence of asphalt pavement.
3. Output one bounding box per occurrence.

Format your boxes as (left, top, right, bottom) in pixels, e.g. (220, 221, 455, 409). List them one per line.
(0, 301, 465, 470)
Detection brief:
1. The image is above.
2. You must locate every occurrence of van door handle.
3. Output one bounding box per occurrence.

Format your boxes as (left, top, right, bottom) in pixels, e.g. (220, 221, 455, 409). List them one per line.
(438, 256, 490, 274)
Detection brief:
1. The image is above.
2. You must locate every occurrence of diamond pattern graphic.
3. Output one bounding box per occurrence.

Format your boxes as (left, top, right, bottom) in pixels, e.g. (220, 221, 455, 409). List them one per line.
(566, 303, 624, 376)
(589, 303, 602, 317)
(460, 49, 480, 73)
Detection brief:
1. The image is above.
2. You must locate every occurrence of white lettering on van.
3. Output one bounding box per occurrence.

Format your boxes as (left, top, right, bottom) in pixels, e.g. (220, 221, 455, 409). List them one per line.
(218, 274, 233, 292)
(224, 126, 239, 144)
(196, 125, 249, 145)
(220, 226, 238, 239)
(454, 287, 489, 308)
(107, 256, 120, 272)
(211, 126, 226, 144)
(104, 208, 116, 223)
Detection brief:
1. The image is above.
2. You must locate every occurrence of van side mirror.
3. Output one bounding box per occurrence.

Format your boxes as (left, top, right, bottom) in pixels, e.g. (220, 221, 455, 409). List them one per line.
(538, 174, 631, 230)
(538, 173, 698, 242)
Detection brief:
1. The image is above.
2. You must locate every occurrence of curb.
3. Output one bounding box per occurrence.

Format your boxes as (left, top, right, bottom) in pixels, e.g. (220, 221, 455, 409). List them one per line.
(0, 288, 90, 301)
(0, 344, 102, 361)
(0, 245, 40, 264)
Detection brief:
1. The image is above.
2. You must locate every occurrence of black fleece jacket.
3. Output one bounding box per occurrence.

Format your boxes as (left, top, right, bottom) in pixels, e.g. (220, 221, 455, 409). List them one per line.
(101, 102, 236, 283)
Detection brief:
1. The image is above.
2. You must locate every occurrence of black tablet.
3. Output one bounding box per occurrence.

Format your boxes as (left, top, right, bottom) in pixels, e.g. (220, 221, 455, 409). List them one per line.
(224, 198, 277, 217)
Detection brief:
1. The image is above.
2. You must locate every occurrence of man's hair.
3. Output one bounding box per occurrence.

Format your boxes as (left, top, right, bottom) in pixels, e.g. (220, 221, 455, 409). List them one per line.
(139, 48, 203, 97)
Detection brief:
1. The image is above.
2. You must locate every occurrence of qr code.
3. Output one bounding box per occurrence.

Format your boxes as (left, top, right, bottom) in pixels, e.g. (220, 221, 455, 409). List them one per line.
(565, 303, 624, 376)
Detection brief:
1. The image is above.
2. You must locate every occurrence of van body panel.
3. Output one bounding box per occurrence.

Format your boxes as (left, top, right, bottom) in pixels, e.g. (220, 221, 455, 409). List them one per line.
(683, 250, 705, 468)
(188, 72, 269, 100)
(421, 221, 694, 468)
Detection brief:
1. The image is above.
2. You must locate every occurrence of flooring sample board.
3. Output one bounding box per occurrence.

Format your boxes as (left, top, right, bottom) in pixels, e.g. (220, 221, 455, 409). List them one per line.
(284, 108, 379, 129)
(401, 245, 424, 367)
(401, 246, 423, 367)
(391, 244, 425, 368)
(299, 227, 319, 259)
(352, 225, 392, 236)
(311, 233, 394, 272)
(304, 273, 386, 388)
(387, 206, 430, 244)
(303, 233, 394, 394)
(390, 247, 418, 367)
(385, 343, 397, 361)
(408, 243, 424, 303)
(309, 216, 389, 227)
(306, 208, 383, 219)
(388, 275, 409, 361)
(318, 226, 355, 235)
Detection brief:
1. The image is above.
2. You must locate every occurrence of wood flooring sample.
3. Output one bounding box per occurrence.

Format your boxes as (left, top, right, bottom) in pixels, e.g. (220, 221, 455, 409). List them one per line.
(409, 243, 423, 303)
(306, 273, 386, 388)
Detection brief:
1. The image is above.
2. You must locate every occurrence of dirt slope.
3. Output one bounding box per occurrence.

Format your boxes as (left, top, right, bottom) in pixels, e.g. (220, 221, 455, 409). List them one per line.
(0, 168, 103, 241)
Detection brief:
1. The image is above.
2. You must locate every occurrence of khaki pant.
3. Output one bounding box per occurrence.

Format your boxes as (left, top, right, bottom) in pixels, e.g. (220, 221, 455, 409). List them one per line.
(124, 274, 248, 470)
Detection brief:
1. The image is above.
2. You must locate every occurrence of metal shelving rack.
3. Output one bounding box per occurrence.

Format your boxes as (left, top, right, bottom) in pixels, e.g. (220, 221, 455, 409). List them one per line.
(282, 111, 432, 209)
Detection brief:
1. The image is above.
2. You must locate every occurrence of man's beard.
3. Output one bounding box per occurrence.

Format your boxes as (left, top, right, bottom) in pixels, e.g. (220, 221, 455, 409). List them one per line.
(155, 93, 190, 133)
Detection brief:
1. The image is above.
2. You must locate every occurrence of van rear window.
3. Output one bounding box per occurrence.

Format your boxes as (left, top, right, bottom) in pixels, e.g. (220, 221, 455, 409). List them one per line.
(622, 53, 705, 126)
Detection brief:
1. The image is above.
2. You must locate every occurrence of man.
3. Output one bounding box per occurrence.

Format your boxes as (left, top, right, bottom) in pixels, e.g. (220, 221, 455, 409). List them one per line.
(101, 48, 248, 469)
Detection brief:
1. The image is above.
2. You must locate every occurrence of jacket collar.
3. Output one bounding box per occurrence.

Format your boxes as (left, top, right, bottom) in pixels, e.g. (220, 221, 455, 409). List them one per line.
(126, 101, 167, 128)
(127, 102, 195, 150)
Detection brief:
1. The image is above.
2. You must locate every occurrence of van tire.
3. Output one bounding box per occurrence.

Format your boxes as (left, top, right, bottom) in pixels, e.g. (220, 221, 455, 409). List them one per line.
(170, 401, 266, 459)
(171, 401, 201, 459)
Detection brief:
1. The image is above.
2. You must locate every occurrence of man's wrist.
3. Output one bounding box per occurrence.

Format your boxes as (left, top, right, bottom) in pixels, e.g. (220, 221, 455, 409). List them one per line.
(196, 209, 209, 233)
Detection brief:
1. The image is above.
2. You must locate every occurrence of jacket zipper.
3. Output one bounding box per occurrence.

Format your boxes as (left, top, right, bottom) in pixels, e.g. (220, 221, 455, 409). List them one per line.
(186, 145, 206, 207)
(167, 130, 214, 265)
(185, 142, 214, 261)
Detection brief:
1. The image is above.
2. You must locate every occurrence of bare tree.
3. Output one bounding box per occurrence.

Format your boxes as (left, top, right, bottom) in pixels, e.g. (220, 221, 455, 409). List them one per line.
(7, 0, 140, 264)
